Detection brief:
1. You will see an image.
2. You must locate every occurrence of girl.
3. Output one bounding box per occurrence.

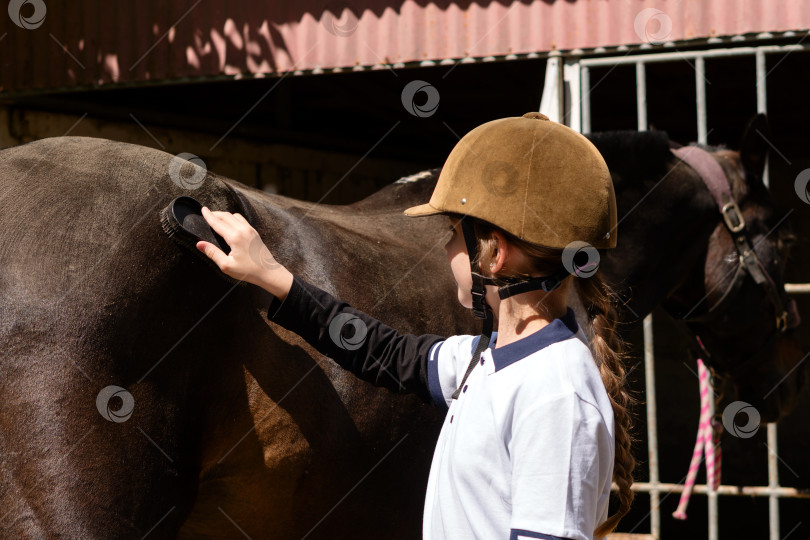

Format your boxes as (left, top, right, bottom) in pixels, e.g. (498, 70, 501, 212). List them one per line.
(197, 112, 635, 540)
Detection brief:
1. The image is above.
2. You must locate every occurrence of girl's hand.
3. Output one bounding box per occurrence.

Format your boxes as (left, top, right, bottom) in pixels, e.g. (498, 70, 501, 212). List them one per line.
(197, 206, 293, 300)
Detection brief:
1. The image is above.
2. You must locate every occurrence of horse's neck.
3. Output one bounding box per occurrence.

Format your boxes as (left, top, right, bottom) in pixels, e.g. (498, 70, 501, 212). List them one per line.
(600, 151, 722, 332)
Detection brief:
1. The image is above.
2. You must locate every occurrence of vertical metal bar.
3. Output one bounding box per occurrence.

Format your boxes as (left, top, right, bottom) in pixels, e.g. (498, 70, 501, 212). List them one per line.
(636, 59, 660, 540)
(636, 62, 647, 132)
(757, 47, 780, 537)
(707, 384, 719, 540)
(555, 56, 565, 123)
(643, 314, 661, 538)
(755, 49, 770, 188)
(581, 66, 591, 133)
(768, 423, 780, 540)
(564, 58, 582, 132)
(696, 57, 708, 145)
(539, 55, 563, 122)
(694, 54, 718, 540)
(636, 61, 660, 537)
(755, 49, 768, 113)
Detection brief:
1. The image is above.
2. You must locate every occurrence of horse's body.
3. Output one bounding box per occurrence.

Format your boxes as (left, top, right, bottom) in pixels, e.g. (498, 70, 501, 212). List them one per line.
(0, 123, 803, 538)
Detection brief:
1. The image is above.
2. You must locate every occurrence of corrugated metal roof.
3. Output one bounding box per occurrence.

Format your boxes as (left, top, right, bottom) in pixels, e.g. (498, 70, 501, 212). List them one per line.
(1, 0, 809, 95)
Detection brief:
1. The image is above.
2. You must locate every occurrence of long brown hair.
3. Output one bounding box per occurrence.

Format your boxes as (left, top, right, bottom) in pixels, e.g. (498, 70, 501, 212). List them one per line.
(472, 218, 636, 537)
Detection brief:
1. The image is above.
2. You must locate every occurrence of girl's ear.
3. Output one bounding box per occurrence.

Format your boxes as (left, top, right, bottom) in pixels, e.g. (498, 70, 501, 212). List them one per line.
(489, 231, 509, 274)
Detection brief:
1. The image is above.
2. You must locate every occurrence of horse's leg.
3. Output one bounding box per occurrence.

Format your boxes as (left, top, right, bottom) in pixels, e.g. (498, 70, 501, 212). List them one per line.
(176, 301, 373, 540)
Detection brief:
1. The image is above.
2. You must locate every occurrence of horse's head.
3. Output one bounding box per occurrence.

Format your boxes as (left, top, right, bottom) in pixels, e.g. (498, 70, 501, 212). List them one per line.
(670, 115, 805, 422)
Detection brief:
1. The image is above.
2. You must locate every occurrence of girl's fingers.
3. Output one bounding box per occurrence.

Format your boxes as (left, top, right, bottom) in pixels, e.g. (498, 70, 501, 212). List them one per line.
(201, 206, 239, 239)
(196, 240, 228, 268)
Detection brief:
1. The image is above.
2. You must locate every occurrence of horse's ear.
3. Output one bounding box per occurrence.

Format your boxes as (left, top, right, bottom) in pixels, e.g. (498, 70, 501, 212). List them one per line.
(739, 113, 771, 184)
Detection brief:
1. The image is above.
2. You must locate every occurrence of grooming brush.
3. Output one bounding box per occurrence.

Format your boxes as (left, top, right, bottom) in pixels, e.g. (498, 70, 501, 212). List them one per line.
(160, 195, 247, 286)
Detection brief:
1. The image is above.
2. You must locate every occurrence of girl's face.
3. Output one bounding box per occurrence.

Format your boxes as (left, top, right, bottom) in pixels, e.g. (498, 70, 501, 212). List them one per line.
(444, 216, 504, 313)
(444, 216, 474, 308)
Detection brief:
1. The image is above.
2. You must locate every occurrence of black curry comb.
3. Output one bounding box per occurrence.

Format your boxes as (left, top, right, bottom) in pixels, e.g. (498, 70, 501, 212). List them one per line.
(159, 196, 247, 286)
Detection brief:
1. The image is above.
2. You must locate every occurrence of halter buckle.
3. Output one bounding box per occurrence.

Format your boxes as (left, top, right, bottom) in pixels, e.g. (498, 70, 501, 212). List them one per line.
(721, 201, 745, 233)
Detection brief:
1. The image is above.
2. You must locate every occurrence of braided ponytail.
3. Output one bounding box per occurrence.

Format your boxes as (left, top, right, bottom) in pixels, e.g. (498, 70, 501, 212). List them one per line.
(573, 271, 636, 538)
(473, 219, 636, 537)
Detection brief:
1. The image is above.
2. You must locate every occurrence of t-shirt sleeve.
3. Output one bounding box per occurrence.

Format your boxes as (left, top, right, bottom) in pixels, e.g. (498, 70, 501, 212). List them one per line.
(425, 334, 480, 411)
(508, 392, 614, 540)
(266, 274, 448, 403)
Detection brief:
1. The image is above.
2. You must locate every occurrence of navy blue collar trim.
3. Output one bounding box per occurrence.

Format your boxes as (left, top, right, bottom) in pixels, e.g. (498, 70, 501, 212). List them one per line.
(490, 307, 579, 372)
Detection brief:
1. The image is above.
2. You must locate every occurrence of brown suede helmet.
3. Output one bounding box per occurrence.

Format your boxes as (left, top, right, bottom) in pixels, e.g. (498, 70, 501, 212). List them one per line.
(404, 112, 617, 250)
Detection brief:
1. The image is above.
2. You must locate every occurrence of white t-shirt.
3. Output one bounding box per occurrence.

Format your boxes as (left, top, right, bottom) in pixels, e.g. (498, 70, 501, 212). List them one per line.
(423, 307, 615, 540)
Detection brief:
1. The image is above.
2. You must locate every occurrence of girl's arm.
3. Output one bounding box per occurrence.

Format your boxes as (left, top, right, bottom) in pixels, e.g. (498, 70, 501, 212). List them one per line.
(266, 273, 445, 400)
(196, 206, 445, 402)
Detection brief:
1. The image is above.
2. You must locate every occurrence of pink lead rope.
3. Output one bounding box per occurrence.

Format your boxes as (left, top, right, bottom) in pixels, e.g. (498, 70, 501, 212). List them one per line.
(672, 356, 723, 520)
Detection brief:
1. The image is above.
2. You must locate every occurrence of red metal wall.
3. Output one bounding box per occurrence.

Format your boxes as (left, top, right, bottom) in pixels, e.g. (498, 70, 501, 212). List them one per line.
(1, 0, 809, 95)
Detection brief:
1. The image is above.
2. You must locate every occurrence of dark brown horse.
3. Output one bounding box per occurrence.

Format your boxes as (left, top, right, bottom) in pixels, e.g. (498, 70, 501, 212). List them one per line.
(0, 116, 803, 538)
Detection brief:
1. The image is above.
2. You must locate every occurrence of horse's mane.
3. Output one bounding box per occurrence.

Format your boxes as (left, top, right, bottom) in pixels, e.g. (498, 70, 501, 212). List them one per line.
(586, 130, 739, 188)
(351, 168, 440, 210)
(585, 130, 674, 185)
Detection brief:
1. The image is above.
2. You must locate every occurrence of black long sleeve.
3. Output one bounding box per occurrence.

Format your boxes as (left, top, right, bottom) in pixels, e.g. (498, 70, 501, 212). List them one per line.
(266, 274, 446, 403)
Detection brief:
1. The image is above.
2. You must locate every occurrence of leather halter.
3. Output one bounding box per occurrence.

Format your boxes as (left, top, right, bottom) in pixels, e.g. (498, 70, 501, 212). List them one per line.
(670, 146, 800, 377)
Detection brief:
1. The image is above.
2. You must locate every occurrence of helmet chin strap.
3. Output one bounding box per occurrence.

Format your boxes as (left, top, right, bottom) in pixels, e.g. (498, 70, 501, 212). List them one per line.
(460, 218, 492, 321)
(452, 218, 568, 399)
(473, 271, 569, 299)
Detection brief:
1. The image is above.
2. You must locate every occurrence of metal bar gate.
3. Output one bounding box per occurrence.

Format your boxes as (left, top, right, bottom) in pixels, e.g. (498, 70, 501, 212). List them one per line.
(544, 41, 810, 539)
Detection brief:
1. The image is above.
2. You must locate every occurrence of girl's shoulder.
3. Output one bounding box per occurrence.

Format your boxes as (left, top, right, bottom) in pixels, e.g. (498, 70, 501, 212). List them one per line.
(431, 333, 480, 365)
(501, 334, 613, 425)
